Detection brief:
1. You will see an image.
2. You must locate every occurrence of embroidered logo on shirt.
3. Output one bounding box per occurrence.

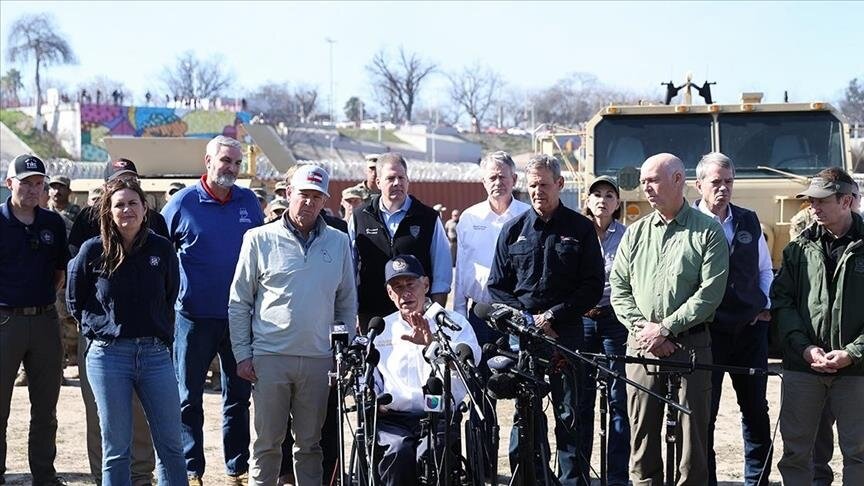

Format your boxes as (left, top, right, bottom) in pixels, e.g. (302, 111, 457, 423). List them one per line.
(472, 224, 487, 231)
(735, 230, 753, 245)
(238, 207, 252, 223)
(39, 230, 54, 245)
(149, 256, 160, 266)
(409, 225, 421, 238)
(322, 249, 333, 263)
(365, 228, 379, 235)
(515, 235, 527, 243)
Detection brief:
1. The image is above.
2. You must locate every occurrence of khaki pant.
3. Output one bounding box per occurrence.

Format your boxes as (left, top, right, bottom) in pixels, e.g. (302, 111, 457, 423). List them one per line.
(250, 355, 331, 486)
(626, 329, 712, 486)
(78, 334, 156, 485)
(778, 370, 864, 486)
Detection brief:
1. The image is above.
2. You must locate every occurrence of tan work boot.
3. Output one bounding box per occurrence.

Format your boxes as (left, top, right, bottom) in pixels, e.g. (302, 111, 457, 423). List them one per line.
(226, 472, 247, 485)
(188, 476, 203, 486)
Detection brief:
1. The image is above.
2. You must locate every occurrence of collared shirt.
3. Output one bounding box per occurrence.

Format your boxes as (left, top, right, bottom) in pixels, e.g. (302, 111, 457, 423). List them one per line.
(610, 201, 729, 336)
(487, 203, 605, 335)
(348, 196, 452, 295)
(283, 212, 323, 253)
(374, 304, 480, 414)
(695, 200, 773, 308)
(596, 219, 627, 307)
(453, 197, 530, 316)
(0, 198, 70, 307)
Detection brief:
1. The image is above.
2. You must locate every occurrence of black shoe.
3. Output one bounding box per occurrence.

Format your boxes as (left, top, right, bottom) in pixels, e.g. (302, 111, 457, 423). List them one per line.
(34, 476, 68, 486)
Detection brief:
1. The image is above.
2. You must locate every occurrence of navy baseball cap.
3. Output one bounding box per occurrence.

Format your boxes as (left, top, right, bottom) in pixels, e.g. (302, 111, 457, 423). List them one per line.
(7, 154, 47, 180)
(385, 254, 426, 284)
(104, 158, 139, 181)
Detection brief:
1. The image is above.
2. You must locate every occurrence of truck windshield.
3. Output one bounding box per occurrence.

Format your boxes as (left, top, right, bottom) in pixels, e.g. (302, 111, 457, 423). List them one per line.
(593, 114, 712, 176)
(719, 112, 844, 177)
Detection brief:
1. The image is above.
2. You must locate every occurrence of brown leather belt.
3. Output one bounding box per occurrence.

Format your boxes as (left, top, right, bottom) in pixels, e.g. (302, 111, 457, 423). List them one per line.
(0, 304, 54, 316)
(584, 305, 613, 320)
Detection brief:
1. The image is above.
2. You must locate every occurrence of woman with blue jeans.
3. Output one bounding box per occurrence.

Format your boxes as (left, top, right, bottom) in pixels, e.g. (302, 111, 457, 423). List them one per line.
(67, 179, 186, 485)
(578, 176, 631, 486)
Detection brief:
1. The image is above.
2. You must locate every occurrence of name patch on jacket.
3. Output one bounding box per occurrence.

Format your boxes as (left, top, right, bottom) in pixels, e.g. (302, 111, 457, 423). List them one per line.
(735, 230, 753, 245)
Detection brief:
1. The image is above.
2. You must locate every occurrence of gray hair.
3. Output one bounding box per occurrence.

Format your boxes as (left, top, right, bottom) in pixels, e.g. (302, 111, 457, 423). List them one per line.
(526, 154, 561, 180)
(696, 152, 735, 180)
(479, 151, 516, 172)
(206, 135, 243, 157)
(376, 152, 408, 173)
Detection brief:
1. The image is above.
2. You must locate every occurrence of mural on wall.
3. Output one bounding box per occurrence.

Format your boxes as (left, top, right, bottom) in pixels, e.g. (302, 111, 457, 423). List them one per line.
(80, 105, 252, 161)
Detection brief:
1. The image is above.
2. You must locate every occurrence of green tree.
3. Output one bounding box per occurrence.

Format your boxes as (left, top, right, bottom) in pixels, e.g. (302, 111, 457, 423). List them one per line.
(343, 96, 366, 127)
(0, 69, 25, 107)
(6, 13, 77, 131)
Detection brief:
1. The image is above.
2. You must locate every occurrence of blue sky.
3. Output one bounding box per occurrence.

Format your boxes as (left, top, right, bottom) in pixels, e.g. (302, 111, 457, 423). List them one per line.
(1, 0, 861, 119)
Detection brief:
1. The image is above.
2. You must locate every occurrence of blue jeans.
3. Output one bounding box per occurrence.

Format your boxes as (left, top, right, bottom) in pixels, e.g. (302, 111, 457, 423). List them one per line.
(86, 337, 186, 486)
(508, 332, 586, 485)
(578, 316, 630, 486)
(174, 312, 251, 477)
(708, 322, 772, 486)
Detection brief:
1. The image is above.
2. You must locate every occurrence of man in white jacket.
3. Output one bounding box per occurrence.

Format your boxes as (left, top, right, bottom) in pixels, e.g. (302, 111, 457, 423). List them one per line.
(374, 254, 481, 486)
(228, 164, 357, 486)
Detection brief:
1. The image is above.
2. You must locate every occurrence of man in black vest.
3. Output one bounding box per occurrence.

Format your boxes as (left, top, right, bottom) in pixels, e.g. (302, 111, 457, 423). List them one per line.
(694, 152, 774, 486)
(349, 152, 452, 332)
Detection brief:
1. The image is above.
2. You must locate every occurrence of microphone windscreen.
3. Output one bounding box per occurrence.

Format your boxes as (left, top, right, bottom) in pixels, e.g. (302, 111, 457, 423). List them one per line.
(454, 343, 474, 364)
(425, 376, 443, 395)
(367, 317, 385, 336)
(473, 303, 493, 321)
(365, 347, 380, 366)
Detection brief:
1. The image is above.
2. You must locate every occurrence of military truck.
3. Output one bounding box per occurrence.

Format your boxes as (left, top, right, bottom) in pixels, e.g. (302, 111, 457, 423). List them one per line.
(536, 83, 856, 267)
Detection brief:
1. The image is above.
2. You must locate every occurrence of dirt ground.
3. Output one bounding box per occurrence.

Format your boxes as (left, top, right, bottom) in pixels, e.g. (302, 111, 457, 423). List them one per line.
(4, 360, 844, 485)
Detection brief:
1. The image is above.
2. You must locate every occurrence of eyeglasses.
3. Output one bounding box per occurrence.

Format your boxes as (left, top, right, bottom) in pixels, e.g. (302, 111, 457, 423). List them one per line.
(23, 225, 39, 250)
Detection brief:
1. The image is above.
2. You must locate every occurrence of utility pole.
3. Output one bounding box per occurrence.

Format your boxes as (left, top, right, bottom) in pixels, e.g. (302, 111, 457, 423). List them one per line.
(431, 109, 439, 163)
(325, 37, 336, 124)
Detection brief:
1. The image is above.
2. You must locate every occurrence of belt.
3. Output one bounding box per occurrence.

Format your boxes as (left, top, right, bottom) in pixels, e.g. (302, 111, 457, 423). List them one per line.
(0, 304, 54, 316)
(676, 323, 708, 337)
(584, 305, 613, 320)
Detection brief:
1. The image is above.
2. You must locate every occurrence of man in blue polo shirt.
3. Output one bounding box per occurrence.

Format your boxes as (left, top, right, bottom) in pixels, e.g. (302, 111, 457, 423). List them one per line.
(1, 154, 70, 486)
(161, 135, 264, 485)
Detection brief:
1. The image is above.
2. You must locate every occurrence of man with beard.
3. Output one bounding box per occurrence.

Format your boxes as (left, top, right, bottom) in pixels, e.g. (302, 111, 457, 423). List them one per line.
(161, 135, 265, 485)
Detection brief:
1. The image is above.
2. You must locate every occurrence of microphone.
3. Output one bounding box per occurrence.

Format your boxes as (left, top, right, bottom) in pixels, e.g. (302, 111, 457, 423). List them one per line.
(423, 341, 445, 365)
(424, 301, 462, 332)
(365, 316, 386, 357)
(454, 342, 483, 383)
(361, 347, 380, 388)
(330, 322, 349, 353)
(483, 339, 550, 367)
(486, 373, 517, 400)
(474, 303, 541, 338)
(423, 376, 444, 413)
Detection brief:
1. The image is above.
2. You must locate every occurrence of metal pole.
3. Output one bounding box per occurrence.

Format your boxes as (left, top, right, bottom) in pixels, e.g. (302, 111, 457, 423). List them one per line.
(326, 37, 336, 124)
(431, 110, 438, 163)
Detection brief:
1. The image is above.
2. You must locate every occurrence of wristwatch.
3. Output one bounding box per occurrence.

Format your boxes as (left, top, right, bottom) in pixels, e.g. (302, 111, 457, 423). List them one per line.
(659, 325, 671, 337)
(542, 310, 555, 322)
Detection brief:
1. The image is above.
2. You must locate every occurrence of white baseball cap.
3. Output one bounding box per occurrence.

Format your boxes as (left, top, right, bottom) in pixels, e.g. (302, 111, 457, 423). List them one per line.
(290, 164, 330, 197)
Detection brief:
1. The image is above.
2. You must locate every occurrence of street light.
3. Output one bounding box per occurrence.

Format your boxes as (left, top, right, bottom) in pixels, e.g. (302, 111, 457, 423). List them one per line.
(325, 37, 336, 125)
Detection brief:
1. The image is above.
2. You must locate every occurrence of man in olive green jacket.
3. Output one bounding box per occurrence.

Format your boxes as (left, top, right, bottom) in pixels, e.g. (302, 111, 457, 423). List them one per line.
(772, 167, 864, 486)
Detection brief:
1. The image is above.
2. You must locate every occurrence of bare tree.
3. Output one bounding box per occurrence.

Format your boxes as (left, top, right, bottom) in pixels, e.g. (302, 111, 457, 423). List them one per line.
(293, 85, 319, 123)
(6, 13, 76, 130)
(161, 50, 233, 105)
(448, 62, 502, 133)
(246, 81, 298, 122)
(839, 77, 864, 124)
(367, 47, 436, 123)
(531, 72, 649, 126)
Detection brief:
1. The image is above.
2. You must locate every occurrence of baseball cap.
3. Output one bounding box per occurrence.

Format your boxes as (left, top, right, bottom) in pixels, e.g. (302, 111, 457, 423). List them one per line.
(49, 175, 71, 188)
(342, 186, 365, 200)
(384, 254, 426, 284)
(290, 165, 330, 197)
(104, 158, 138, 181)
(7, 154, 47, 180)
(267, 198, 289, 212)
(252, 188, 268, 201)
(365, 154, 380, 167)
(589, 175, 620, 197)
(167, 182, 186, 195)
(274, 181, 289, 192)
(796, 177, 860, 199)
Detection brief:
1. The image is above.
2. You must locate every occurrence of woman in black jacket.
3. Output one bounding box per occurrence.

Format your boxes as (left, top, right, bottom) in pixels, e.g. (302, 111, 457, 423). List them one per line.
(67, 179, 186, 486)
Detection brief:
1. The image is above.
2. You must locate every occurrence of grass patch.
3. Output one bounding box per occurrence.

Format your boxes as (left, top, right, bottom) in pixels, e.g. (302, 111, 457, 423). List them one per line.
(0, 109, 73, 159)
(338, 127, 403, 145)
(462, 133, 533, 154)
